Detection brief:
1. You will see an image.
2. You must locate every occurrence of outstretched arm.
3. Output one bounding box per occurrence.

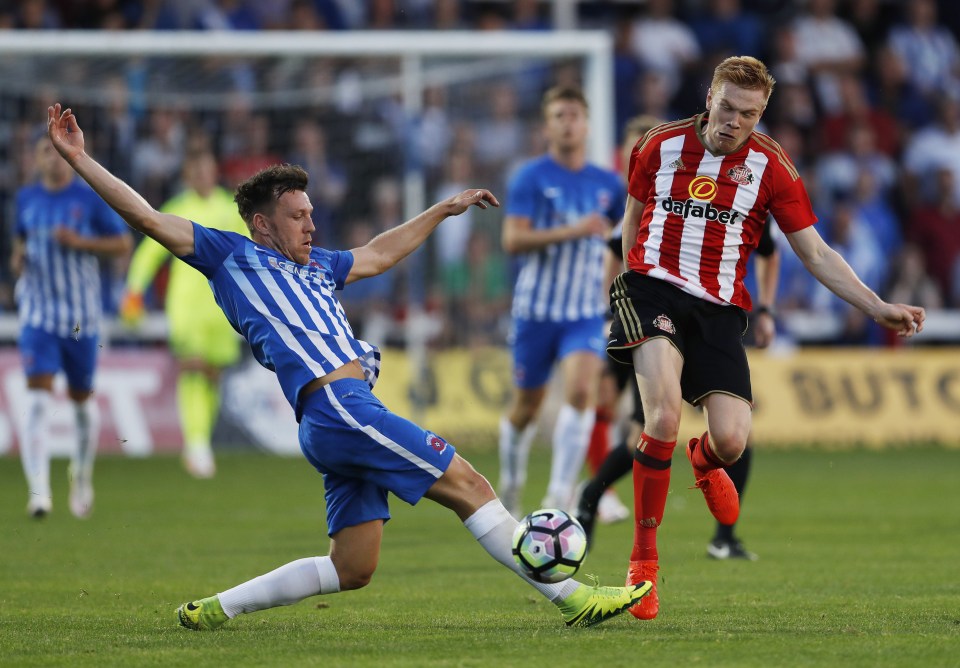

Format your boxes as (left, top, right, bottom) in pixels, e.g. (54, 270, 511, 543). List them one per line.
(785, 226, 925, 337)
(52, 227, 132, 257)
(46, 104, 195, 257)
(347, 188, 499, 284)
(501, 212, 609, 254)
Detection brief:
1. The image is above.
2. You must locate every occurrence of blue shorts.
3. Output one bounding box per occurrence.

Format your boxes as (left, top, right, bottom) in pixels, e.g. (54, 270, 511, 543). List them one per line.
(510, 316, 606, 389)
(298, 378, 457, 536)
(18, 325, 99, 392)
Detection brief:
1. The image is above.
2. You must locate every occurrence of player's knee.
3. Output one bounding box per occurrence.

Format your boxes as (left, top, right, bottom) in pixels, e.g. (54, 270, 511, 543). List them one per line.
(519, 393, 541, 412)
(566, 386, 592, 411)
(67, 389, 94, 403)
(332, 552, 378, 590)
(708, 427, 749, 463)
(645, 405, 682, 439)
(428, 455, 496, 517)
(26, 374, 55, 392)
(510, 406, 536, 427)
(339, 567, 376, 591)
(450, 457, 495, 500)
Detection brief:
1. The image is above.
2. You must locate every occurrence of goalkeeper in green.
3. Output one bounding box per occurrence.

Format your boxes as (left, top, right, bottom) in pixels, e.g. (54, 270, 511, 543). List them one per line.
(121, 150, 249, 478)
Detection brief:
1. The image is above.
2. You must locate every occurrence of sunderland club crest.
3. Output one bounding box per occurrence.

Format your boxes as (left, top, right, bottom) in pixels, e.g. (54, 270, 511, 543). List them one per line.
(653, 314, 676, 334)
(726, 164, 754, 185)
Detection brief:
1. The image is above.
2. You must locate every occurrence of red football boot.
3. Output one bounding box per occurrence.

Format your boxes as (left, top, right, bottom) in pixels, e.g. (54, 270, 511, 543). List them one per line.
(686, 438, 739, 526)
(626, 559, 659, 620)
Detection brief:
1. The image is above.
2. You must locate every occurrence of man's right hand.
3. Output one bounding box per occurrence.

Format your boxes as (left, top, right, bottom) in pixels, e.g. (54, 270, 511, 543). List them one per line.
(575, 213, 610, 239)
(47, 103, 86, 163)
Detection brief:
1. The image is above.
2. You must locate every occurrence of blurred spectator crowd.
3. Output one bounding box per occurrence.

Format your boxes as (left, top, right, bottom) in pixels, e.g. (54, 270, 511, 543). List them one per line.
(1, 0, 959, 349)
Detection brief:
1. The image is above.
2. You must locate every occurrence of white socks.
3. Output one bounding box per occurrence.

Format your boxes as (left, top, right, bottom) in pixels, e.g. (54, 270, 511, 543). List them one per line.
(20, 389, 52, 502)
(214, 503, 587, 620)
(546, 404, 595, 508)
(72, 399, 100, 482)
(464, 499, 579, 603)
(21, 392, 99, 515)
(500, 406, 596, 512)
(218, 556, 341, 618)
(498, 417, 536, 495)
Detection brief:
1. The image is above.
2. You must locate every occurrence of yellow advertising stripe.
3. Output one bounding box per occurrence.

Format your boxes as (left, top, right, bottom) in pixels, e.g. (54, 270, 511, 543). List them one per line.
(371, 346, 960, 448)
(747, 347, 960, 447)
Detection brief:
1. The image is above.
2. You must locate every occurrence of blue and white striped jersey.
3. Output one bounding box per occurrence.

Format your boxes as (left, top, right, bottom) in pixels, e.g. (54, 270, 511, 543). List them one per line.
(507, 156, 625, 322)
(15, 178, 127, 338)
(181, 223, 380, 418)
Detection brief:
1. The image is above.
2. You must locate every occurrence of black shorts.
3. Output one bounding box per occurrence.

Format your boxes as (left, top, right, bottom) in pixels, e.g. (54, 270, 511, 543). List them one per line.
(606, 353, 646, 424)
(607, 271, 752, 406)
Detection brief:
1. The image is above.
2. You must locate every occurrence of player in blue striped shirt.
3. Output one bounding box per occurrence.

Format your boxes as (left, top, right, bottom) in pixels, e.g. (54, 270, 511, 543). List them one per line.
(499, 87, 626, 515)
(13, 134, 131, 519)
(47, 103, 651, 629)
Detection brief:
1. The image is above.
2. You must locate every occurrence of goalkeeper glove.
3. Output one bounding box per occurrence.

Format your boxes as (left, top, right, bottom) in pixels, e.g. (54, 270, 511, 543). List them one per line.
(119, 291, 145, 327)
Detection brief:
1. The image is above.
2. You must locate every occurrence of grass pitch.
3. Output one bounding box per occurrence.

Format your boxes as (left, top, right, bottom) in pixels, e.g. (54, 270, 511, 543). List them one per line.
(1, 447, 958, 667)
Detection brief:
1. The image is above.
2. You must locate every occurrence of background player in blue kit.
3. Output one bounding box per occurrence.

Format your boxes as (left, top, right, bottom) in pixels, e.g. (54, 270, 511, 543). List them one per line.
(499, 86, 626, 516)
(12, 133, 131, 519)
(46, 103, 651, 630)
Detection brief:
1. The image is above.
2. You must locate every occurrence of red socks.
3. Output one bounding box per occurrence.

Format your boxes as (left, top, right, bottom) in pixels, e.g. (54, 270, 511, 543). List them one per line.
(630, 432, 676, 562)
(586, 407, 612, 474)
(689, 431, 726, 476)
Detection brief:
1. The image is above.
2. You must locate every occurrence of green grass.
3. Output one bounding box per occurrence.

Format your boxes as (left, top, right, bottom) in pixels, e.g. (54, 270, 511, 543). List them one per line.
(1, 447, 958, 667)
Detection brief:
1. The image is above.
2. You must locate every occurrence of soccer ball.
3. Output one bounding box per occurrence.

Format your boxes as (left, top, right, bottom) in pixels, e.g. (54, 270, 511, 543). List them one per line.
(511, 508, 587, 583)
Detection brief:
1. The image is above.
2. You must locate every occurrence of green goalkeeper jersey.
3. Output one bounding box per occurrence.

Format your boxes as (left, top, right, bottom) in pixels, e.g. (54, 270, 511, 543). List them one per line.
(126, 187, 249, 323)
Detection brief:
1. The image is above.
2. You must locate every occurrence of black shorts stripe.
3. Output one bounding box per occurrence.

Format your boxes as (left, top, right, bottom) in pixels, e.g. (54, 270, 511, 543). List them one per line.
(613, 274, 643, 342)
(614, 300, 643, 344)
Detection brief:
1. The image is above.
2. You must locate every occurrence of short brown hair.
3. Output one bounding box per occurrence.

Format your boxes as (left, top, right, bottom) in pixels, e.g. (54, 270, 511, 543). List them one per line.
(234, 164, 308, 227)
(710, 56, 776, 103)
(541, 86, 589, 116)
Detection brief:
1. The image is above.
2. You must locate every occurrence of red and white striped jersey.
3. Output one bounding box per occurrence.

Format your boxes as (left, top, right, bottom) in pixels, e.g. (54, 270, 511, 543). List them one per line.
(626, 113, 817, 310)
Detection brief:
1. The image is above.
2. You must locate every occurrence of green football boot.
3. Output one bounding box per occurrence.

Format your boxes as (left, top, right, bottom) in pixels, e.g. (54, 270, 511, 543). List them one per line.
(558, 581, 653, 628)
(176, 595, 228, 631)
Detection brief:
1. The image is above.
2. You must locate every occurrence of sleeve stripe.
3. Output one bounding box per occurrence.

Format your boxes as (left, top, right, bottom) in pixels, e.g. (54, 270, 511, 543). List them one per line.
(752, 132, 800, 181)
(635, 118, 696, 157)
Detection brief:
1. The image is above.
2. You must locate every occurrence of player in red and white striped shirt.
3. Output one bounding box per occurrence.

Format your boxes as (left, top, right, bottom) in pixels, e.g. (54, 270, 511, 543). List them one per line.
(608, 56, 925, 621)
